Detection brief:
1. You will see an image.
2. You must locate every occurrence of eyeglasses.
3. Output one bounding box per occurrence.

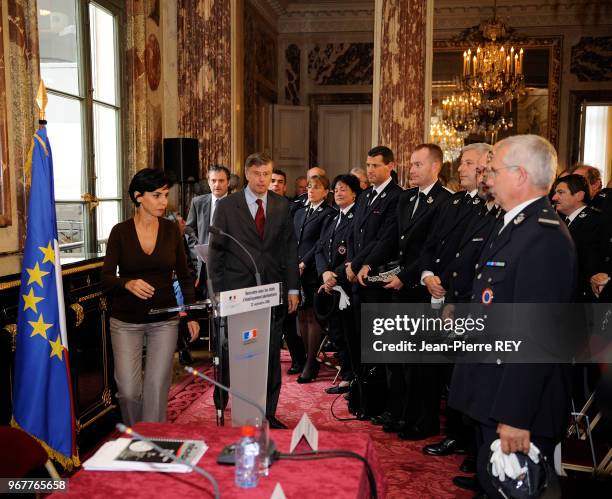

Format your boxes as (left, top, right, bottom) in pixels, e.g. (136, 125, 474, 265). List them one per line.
(483, 165, 519, 178)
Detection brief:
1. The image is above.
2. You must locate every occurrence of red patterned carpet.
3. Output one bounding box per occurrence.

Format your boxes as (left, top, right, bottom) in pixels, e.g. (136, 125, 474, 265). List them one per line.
(167, 353, 473, 499)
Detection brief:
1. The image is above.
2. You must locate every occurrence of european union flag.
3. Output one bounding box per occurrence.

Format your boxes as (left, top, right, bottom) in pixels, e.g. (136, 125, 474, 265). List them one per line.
(12, 126, 79, 469)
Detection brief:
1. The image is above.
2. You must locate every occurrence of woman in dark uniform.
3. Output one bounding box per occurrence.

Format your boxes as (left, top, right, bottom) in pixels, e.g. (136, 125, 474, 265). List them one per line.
(315, 174, 361, 392)
(293, 175, 335, 382)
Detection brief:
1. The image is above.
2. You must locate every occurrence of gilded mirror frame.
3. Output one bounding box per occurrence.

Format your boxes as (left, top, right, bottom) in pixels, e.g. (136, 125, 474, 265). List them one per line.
(432, 37, 562, 149)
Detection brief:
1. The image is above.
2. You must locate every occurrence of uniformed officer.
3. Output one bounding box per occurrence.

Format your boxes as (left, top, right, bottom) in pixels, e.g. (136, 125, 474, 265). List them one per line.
(552, 174, 602, 302)
(420, 143, 492, 302)
(290, 166, 334, 217)
(449, 134, 577, 499)
(293, 175, 336, 383)
(367, 144, 452, 436)
(418, 144, 491, 467)
(345, 146, 403, 419)
(315, 174, 361, 394)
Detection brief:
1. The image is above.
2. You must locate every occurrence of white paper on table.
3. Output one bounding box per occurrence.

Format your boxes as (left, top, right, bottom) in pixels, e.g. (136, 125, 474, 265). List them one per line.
(289, 413, 319, 453)
(270, 483, 287, 499)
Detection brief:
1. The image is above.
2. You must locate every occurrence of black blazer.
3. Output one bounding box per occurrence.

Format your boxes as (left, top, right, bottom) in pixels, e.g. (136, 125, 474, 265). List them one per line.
(347, 181, 403, 274)
(368, 181, 451, 288)
(294, 203, 337, 267)
(567, 206, 603, 301)
(420, 190, 484, 290)
(315, 205, 356, 292)
(449, 197, 577, 439)
(445, 204, 502, 303)
(208, 189, 299, 293)
(294, 203, 336, 294)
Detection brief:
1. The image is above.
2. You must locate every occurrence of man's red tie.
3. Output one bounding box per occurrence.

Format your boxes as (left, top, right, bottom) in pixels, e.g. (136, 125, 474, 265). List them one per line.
(255, 198, 265, 239)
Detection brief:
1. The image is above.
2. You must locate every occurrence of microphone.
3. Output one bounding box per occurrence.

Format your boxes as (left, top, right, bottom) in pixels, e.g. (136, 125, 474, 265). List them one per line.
(115, 423, 220, 499)
(209, 225, 262, 286)
(184, 366, 276, 472)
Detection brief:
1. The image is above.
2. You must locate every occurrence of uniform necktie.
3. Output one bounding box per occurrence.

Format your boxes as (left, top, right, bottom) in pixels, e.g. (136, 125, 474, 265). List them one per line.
(255, 198, 265, 239)
(368, 189, 378, 206)
(564, 216, 571, 226)
(411, 191, 426, 219)
(334, 211, 344, 231)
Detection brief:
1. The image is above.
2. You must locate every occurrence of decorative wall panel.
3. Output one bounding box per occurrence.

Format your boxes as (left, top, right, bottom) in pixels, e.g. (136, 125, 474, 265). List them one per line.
(571, 36, 612, 82)
(177, 0, 232, 174)
(378, 0, 427, 187)
(285, 44, 300, 105)
(308, 43, 373, 86)
(124, 0, 166, 175)
(244, 2, 277, 160)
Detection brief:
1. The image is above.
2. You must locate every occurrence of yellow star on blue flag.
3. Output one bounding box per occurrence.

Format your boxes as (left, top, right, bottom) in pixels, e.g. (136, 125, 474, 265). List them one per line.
(13, 125, 79, 469)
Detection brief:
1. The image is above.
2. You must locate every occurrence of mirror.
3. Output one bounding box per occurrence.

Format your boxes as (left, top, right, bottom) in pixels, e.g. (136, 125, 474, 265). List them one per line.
(432, 36, 562, 148)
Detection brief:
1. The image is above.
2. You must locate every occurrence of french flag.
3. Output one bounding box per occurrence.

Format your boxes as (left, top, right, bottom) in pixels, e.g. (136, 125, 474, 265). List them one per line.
(242, 329, 257, 342)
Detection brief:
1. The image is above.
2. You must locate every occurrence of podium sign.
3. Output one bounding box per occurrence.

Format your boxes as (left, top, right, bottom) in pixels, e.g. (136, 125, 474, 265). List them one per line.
(218, 283, 281, 426)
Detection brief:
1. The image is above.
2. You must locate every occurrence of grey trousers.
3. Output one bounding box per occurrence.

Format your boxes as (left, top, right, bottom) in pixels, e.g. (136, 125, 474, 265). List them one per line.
(110, 317, 179, 425)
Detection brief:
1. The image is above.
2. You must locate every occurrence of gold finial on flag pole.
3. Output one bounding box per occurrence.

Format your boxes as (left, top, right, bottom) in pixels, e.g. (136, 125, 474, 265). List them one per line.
(36, 80, 48, 123)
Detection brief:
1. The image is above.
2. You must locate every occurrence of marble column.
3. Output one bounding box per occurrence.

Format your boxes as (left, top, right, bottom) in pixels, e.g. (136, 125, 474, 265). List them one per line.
(7, 0, 39, 245)
(0, 0, 11, 230)
(374, 0, 429, 187)
(177, 0, 232, 176)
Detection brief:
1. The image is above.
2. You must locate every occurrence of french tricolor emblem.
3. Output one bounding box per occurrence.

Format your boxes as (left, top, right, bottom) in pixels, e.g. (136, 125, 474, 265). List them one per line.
(242, 329, 257, 344)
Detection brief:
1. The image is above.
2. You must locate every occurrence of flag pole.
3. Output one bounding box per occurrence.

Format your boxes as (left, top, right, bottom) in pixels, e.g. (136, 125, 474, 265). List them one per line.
(36, 80, 48, 126)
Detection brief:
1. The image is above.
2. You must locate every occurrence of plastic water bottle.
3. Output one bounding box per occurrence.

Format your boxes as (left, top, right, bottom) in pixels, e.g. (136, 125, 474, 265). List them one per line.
(235, 425, 260, 488)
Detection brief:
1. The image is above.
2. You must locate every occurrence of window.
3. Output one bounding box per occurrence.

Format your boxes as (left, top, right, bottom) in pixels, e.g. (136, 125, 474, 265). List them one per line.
(38, 0, 123, 255)
(582, 104, 612, 186)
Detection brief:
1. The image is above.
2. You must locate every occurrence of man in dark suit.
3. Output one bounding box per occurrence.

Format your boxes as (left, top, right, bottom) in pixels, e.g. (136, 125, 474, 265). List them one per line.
(345, 146, 402, 420)
(373, 144, 452, 439)
(449, 135, 577, 498)
(208, 153, 300, 429)
(185, 164, 231, 287)
(552, 174, 602, 301)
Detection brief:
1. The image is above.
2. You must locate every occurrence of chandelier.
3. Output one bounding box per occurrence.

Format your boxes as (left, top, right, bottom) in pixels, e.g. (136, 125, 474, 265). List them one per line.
(439, 92, 481, 137)
(460, 1, 525, 112)
(430, 117, 464, 163)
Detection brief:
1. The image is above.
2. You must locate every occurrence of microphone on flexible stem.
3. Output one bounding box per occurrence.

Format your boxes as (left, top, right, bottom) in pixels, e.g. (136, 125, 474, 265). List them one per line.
(209, 225, 262, 286)
(115, 423, 220, 499)
(184, 366, 277, 473)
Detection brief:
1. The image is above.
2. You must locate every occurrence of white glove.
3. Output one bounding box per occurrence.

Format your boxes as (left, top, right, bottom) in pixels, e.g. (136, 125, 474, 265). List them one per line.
(489, 439, 537, 481)
(332, 286, 351, 310)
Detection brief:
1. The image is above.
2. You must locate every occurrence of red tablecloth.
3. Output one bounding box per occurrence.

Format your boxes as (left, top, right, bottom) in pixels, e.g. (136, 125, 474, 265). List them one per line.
(54, 422, 386, 498)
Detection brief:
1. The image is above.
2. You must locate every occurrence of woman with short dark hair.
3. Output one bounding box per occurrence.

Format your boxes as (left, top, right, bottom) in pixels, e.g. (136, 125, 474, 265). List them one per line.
(102, 168, 199, 425)
(293, 175, 335, 383)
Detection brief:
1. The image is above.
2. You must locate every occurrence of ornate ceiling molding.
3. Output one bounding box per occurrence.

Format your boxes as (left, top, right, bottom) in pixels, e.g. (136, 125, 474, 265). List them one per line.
(279, 3, 374, 33)
(434, 2, 610, 30)
(273, 1, 610, 34)
(248, 0, 283, 29)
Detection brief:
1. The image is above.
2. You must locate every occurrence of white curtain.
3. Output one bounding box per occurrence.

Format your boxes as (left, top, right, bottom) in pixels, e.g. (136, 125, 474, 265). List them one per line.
(583, 105, 611, 185)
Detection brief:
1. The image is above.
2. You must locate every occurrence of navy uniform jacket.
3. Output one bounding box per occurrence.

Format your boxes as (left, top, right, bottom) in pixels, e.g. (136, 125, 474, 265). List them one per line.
(449, 196, 577, 439)
(446, 204, 502, 303)
(315, 205, 356, 293)
(567, 206, 603, 301)
(347, 181, 403, 274)
(368, 182, 451, 292)
(294, 203, 336, 294)
(420, 190, 484, 291)
(590, 187, 612, 214)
